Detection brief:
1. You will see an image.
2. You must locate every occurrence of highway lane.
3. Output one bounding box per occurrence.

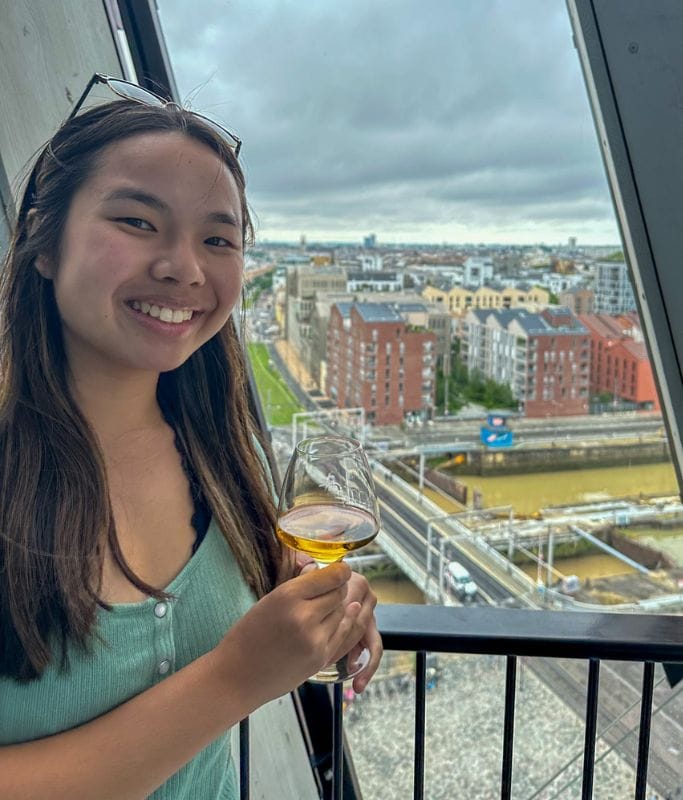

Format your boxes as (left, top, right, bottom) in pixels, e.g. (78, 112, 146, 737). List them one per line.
(376, 483, 511, 604)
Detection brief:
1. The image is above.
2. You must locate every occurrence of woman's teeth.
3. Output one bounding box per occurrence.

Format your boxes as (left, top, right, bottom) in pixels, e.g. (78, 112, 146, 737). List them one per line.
(130, 301, 193, 324)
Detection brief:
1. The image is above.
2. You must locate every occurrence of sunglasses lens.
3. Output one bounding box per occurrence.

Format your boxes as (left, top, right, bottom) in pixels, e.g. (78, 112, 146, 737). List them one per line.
(107, 80, 165, 107)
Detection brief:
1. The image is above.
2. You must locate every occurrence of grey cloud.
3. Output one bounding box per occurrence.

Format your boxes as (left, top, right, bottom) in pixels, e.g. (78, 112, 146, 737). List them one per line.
(157, 0, 618, 242)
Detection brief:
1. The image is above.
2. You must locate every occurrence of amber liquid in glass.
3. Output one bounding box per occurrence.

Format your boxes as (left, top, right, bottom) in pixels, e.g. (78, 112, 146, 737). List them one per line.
(277, 504, 378, 564)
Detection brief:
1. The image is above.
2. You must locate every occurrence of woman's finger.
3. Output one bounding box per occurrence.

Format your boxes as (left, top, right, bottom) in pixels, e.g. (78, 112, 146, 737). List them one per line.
(352, 620, 383, 694)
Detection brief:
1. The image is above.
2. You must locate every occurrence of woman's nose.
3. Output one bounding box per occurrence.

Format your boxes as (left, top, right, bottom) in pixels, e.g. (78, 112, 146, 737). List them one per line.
(150, 239, 205, 286)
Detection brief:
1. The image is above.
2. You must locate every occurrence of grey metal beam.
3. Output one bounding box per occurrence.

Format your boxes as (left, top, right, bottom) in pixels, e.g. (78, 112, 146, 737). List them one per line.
(567, 0, 683, 491)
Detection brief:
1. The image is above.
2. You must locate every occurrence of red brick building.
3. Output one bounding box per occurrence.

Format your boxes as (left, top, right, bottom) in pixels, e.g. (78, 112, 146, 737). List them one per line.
(579, 314, 660, 410)
(326, 302, 436, 425)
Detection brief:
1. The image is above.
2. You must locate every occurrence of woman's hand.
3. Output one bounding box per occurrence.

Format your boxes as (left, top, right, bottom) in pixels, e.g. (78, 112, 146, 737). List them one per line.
(299, 562, 382, 694)
(215, 562, 357, 706)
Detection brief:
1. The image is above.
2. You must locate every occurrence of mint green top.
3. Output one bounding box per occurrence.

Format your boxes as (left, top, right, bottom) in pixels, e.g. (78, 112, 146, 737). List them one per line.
(0, 518, 255, 798)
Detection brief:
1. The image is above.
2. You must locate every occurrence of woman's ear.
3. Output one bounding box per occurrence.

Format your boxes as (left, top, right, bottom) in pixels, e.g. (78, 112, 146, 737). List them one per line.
(35, 254, 53, 279)
(26, 210, 54, 279)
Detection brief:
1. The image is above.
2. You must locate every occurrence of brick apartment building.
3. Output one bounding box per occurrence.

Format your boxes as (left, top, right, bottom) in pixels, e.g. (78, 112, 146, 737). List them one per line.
(326, 302, 436, 425)
(463, 307, 591, 417)
(579, 313, 660, 410)
(558, 287, 595, 315)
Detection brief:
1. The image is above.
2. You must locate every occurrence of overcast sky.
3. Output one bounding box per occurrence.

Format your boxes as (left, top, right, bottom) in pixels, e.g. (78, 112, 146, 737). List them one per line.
(156, 0, 620, 246)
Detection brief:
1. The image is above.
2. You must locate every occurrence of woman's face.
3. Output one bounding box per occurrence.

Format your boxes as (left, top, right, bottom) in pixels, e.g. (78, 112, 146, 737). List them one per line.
(40, 131, 244, 378)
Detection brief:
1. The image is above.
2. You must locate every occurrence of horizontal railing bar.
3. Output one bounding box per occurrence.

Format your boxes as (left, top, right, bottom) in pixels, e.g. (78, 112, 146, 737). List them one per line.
(376, 605, 683, 662)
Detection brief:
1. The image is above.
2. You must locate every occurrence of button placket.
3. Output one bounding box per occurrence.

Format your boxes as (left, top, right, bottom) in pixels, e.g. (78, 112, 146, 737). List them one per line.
(152, 599, 176, 681)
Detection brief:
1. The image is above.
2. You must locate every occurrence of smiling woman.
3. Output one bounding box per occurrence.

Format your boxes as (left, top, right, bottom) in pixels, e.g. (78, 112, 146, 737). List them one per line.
(0, 88, 381, 800)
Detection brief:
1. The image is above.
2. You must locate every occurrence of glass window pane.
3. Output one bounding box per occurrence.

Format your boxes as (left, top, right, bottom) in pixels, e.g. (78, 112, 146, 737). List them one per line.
(157, 2, 683, 797)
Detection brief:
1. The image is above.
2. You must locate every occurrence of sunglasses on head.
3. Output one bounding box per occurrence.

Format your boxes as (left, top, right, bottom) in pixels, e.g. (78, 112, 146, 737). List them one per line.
(69, 73, 242, 158)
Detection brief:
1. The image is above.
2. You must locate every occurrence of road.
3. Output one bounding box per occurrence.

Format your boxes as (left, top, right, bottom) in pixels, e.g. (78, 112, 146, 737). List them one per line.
(385, 414, 665, 451)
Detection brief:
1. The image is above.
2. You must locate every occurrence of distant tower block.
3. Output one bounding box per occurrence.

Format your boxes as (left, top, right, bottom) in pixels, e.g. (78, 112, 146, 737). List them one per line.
(363, 233, 377, 249)
(300, 234, 307, 250)
(568, 236, 577, 249)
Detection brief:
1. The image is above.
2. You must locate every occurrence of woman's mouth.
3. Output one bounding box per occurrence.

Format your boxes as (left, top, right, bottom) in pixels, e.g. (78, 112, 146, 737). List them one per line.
(129, 300, 195, 324)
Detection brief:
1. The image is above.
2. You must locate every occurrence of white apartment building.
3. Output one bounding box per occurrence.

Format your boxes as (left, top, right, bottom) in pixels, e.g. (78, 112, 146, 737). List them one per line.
(594, 261, 637, 313)
(463, 256, 494, 287)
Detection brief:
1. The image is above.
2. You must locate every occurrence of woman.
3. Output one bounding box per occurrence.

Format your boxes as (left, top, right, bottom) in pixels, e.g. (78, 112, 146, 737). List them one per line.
(0, 79, 381, 798)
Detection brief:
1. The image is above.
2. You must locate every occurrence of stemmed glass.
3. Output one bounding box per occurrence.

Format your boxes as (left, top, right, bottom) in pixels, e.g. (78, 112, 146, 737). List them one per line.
(277, 434, 381, 683)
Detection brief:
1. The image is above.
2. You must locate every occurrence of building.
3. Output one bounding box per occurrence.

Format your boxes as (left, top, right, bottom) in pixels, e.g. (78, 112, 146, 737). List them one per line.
(346, 271, 402, 292)
(462, 307, 590, 417)
(307, 292, 355, 386)
(463, 256, 494, 287)
(359, 253, 383, 271)
(579, 314, 660, 410)
(326, 302, 436, 425)
(392, 301, 452, 367)
(594, 261, 637, 313)
(422, 283, 550, 314)
(285, 264, 348, 372)
(559, 287, 595, 315)
(538, 271, 586, 295)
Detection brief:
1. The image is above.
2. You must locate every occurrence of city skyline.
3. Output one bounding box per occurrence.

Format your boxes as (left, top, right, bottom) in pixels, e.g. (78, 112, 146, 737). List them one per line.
(158, 0, 621, 246)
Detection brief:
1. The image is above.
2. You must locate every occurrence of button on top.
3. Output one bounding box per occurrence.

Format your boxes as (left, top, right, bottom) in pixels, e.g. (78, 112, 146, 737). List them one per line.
(154, 602, 168, 618)
(158, 659, 171, 675)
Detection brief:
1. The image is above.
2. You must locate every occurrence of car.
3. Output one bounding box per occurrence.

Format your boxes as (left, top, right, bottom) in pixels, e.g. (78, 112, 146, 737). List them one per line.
(445, 561, 478, 601)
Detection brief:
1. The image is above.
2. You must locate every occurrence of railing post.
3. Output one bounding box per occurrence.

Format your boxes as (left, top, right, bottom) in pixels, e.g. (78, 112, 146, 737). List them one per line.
(634, 661, 655, 800)
(332, 683, 344, 800)
(239, 717, 250, 800)
(581, 659, 601, 799)
(413, 651, 427, 800)
(500, 656, 517, 800)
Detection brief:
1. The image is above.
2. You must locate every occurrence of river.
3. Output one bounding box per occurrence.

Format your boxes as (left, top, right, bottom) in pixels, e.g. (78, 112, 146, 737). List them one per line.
(456, 461, 678, 515)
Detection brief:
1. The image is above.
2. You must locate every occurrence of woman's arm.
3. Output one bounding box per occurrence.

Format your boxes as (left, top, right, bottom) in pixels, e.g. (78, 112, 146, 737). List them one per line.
(0, 564, 353, 800)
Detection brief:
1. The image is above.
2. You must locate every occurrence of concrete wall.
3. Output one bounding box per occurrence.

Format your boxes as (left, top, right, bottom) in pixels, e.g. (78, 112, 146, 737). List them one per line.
(0, 0, 123, 210)
(0, 5, 320, 798)
(462, 440, 671, 476)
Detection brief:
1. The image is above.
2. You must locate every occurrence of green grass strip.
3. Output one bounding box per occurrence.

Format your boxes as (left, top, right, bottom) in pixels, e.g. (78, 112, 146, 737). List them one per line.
(247, 343, 305, 426)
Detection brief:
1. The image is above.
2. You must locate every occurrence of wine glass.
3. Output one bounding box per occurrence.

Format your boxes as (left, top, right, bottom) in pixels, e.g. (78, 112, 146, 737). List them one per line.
(277, 434, 381, 683)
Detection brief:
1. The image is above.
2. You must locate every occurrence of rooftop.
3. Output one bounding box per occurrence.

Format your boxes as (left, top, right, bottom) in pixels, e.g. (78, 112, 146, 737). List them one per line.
(354, 302, 404, 323)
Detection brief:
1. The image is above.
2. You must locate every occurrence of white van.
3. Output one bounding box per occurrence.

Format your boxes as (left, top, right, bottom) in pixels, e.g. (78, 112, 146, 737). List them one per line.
(446, 561, 478, 601)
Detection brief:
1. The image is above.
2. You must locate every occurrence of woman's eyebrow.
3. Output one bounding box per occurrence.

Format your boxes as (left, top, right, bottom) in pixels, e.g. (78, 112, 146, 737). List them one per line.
(206, 210, 240, 228)
(102, 188, 169, 212)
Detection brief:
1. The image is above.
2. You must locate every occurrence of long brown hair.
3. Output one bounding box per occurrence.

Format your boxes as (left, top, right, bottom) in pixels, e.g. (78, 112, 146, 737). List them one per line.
(0, 100, 280, 681)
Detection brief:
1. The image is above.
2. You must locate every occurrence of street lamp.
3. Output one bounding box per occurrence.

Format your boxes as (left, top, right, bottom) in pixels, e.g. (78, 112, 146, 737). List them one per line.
(291, 407, 366, 449)
(426, 512, 468, 601)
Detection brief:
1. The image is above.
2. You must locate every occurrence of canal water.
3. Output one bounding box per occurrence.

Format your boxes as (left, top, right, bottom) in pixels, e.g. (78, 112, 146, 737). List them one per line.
(518, 554, 636, 582)
(369, 576, 425, 604)
(458, 461, 678, 516)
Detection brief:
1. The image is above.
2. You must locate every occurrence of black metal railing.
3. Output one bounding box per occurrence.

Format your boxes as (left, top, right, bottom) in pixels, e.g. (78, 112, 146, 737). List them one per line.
(238, 605, 682, 800)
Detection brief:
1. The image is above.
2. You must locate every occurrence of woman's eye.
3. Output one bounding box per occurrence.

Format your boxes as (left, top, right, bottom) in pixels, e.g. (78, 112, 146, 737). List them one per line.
(206, 236, 231, 247)
(118, 217, 155, 231)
